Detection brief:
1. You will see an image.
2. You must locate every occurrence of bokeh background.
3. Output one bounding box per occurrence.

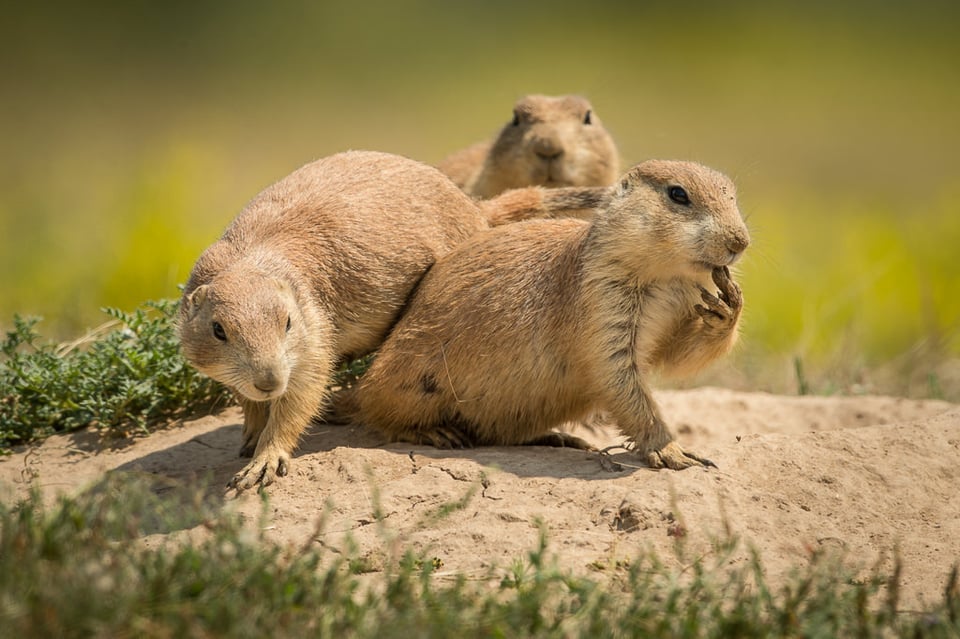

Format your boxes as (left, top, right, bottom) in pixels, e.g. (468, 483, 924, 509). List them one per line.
(2, 0, 958, 398)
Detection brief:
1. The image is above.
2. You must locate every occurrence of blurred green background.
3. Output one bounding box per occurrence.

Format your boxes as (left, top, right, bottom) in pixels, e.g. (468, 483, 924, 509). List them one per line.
(2, 1, 958, 398)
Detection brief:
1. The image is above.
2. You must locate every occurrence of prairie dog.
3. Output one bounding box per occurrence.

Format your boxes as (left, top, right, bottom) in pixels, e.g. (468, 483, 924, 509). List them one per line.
(438, 94, 620, 199)
(356, 160, 750, 469)
(178, 150, 605, 490)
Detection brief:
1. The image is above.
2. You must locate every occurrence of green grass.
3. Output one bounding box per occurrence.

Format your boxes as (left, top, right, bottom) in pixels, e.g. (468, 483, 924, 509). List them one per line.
(1, 475, 957, 638)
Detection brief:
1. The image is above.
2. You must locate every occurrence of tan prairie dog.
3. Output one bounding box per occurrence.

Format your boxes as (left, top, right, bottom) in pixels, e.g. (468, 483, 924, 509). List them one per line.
(356, 160, 750, 469)
(438, 94, 620, 199)
(178, 150, 606, 490)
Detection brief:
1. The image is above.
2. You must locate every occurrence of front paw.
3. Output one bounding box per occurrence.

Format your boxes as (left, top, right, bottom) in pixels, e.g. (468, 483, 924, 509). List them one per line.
(712, 265, 742, 309)
(228, 446, 291, 491)
(695, 266, 742, 329)
(644, 441, 716, 470)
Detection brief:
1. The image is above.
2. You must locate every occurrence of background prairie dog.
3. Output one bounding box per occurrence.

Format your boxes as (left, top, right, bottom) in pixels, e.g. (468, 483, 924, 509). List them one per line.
(356, 160, 750, 469)
(438, 94, 620, 199)
(178, 150, 605, 490)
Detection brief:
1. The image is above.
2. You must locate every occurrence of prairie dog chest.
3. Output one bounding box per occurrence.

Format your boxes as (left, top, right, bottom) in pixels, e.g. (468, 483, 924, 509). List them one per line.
(630, 282, 696, 362)
(581, 277, 692, 361)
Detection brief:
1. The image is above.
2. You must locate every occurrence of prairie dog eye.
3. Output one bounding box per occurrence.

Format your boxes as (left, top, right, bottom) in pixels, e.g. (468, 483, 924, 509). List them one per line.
(212, 321, 227, 342)
(511, 110, 520, 126)
(285, 316, 292, 333)
(668, 186, 690, 206)
(583, 110, 592, 125)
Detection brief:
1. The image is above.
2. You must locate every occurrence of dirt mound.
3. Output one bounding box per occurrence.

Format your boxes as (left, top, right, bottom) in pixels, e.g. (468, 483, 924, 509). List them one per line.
(2, 388, 956, 608)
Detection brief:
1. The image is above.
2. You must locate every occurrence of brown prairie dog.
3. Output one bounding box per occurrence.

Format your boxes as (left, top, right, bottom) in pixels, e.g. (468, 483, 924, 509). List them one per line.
(178, 150, 606, 490)
(356, 160, 750, 469)
(438, 94, 620, 199)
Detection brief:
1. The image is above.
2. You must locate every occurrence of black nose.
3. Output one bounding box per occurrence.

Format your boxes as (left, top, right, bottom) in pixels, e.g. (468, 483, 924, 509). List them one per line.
(533, 138, 563, 160)
(254, 370, 279, 393)
(727, 233, 750, 255)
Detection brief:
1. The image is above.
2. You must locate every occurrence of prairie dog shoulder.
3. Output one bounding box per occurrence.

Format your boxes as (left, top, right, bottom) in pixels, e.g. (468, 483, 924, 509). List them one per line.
(357, 159, 750, 470)
(438, 94, 620, 198)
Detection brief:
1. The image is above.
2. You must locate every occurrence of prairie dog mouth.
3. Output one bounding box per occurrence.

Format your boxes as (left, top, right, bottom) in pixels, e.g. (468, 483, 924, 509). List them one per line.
(241, 381, 288, 402)
(697, 252, 743, 272)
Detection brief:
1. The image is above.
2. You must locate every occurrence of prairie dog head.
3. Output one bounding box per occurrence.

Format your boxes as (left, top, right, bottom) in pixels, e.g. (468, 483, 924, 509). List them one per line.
(474, 94, 619, 198)
(596, 160, 750, 280)
(178, 269, 305, 402)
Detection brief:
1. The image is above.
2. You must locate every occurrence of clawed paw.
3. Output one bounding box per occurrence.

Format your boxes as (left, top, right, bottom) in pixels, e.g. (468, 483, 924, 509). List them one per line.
(712, 265, 742, 309)
(423, 426, 472, 449)
(644, 441, 716, 470)
(228, 449, 290, 492)
(695, 266, 742, 327)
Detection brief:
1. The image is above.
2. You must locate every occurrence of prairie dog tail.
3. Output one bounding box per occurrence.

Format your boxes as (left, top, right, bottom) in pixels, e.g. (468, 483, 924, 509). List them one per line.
(482, 185, 611, 226)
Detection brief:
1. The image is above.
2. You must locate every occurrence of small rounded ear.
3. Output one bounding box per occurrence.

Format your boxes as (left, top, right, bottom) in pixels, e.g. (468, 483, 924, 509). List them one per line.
(183, 285, 209, 319)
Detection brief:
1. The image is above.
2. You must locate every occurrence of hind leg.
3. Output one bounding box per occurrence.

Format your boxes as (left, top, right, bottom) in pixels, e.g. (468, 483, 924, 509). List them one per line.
(395, 416, 479, 449)
(522, 431, 596, 450)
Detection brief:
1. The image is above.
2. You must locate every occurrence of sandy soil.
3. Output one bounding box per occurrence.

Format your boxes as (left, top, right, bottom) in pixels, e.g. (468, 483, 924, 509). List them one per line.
(2, 388, 957, 609)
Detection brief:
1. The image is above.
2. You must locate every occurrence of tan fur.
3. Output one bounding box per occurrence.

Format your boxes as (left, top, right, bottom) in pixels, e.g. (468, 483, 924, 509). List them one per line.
(438, 95, 620, 198)
(481, 186, 610, 225)
(356, 160, 750, 470)
(178, 150, 607, 490)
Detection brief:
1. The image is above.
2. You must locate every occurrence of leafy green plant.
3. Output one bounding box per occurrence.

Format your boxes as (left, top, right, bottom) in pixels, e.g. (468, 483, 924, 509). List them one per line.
(332, 353, 376, 390)
(0, 299, 234, 450)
